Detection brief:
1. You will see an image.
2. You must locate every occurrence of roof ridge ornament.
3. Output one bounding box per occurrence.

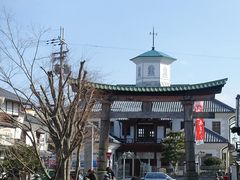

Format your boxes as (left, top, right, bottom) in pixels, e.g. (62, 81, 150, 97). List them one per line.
(149, 27, 157, 50)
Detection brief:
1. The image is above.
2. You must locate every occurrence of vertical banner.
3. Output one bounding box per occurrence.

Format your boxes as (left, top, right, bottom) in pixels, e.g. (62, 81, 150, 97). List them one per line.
(194, 101, 205, 145)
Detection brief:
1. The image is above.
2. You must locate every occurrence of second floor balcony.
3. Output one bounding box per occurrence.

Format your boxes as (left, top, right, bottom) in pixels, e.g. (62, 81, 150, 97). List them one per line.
(122, 137, 163, 144)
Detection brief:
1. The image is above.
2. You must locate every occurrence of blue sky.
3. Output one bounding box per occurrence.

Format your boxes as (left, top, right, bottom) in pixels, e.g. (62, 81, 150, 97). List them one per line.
(2, 0, 240, 107)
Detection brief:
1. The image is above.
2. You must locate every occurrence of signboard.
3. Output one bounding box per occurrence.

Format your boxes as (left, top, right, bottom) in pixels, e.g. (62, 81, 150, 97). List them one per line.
(72, 160, 97, 168)
(194, 101, 205, 145)
(106, 152, 112, 159)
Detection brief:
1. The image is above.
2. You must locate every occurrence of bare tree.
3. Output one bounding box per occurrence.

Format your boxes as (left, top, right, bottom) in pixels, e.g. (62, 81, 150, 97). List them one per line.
(0, 13, 96, 180)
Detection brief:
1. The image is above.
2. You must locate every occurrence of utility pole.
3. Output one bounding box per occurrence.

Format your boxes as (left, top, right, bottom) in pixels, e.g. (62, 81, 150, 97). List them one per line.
(236, 95, 240, 180)
(231, 95, 240, 180)
(46, 27, 71, 177)
(47, 27, 70, 78)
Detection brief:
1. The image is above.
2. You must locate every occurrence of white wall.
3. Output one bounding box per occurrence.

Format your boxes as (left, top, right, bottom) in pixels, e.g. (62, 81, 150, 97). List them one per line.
(157, 126, 164, 139)
(195, 143, 228, 158)
(172, 119, 182, 131)
(0, 127, 15, 145)
(204, 113, 233, 139)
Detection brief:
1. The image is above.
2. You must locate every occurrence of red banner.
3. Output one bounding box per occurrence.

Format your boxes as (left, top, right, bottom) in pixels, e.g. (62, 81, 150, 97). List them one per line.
(194, 101, 205, 145)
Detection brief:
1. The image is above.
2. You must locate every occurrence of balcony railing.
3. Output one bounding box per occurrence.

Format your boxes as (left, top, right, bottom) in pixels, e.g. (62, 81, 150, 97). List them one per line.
(0, 136, 15, 146)
(124, 137, 163, 144)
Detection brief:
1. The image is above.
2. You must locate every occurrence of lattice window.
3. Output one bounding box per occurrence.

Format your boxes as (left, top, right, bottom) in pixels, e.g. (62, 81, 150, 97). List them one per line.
(212, 121, 221, 134)
(138, 128, 144, 137)
(137, 125, 155, 138)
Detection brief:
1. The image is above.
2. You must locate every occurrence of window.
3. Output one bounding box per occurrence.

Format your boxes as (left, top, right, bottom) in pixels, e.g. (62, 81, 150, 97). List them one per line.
(12, 103, 19, 116)
(162, 66, 168, 79)
(149, 130, 155, 137)
(138, 128, 144, 137)
(6, 101, 12, 114)
(122, 125, 130, 136)
(148, 65, 155, 76)
(181, 121, 184, 129)
(3, 101, 19, 116)
(110, 122, 114, 134)
(137, 125, 155, 138)
(138, 66, 141, 77)
(212, 121, 221, 134)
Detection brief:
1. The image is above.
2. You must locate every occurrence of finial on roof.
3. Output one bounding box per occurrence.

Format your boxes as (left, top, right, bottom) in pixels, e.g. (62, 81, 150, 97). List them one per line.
(149, 27, 157, 50)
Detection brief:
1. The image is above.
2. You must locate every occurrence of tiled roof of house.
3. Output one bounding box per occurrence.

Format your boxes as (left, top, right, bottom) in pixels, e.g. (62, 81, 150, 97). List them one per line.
(152, 99, 234, 113)
(92, 99, 234, 113)
(0, 87, 27, 103)
(204, 127, 228, 143)
(0, 112, 13, 127)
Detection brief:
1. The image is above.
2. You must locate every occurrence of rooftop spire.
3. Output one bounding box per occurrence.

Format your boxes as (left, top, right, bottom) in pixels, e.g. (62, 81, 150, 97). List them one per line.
(149, 27, 157, 50)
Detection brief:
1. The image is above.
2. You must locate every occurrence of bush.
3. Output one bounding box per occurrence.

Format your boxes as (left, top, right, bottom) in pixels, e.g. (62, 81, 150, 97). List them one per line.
(203, 156, 222, 166)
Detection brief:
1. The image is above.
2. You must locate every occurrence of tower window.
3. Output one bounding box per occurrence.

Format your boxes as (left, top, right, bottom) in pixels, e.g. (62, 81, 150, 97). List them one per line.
(138, 66, 141, 77)
(148, 65, 155, 76)
(162, 66, 168, 79)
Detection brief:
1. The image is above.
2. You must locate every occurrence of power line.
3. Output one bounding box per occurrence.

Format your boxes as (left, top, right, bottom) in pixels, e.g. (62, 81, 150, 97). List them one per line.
(67, 42, 240, 60)
(68, 43, 142, 51)
(164, 51, 240, 60)
(47, 27, 71, 75)
(2, 35, 240, 61)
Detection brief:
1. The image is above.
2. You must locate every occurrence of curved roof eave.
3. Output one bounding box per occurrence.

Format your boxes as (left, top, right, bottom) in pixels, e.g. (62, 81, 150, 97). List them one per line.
(87, 78, 228, 93)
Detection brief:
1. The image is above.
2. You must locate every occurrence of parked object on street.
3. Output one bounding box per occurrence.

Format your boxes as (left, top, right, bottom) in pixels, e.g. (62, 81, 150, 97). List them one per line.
(131, 176, 139, 180)
(86, 169, 97, 180)
(215, 171, 224, 180)
(103, 174, 110, 180)
(106, 167, 115, 180)
(144, 172, 176, 180)
(32, 174, 41, 180)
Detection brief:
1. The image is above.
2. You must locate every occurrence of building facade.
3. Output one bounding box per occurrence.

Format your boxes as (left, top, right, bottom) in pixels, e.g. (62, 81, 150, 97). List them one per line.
(85, 46, 234, 178)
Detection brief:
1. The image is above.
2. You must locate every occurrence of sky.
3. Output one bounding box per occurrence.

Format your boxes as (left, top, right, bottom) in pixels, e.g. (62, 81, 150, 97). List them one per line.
(1, 0, 240, 107)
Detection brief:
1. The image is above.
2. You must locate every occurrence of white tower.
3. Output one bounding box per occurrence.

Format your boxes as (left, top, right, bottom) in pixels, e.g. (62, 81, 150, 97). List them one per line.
(130, 29, 176, 87)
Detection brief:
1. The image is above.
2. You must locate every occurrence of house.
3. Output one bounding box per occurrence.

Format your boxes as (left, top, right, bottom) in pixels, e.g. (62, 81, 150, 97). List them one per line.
(0, 87, 49, 160)
(84, 44, 234, 178)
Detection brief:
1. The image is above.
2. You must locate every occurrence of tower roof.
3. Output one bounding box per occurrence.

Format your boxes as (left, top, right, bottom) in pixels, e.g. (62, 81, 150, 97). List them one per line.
(130, 49, 176, 61)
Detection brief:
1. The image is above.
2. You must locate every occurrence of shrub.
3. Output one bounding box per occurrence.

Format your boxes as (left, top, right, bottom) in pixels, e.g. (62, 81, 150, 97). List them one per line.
(203, 156, 222, 166)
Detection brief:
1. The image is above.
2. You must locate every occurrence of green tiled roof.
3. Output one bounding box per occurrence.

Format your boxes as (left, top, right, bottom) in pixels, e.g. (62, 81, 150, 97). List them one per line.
(87, 78, 227, 92)
(130, 49, 176, 60)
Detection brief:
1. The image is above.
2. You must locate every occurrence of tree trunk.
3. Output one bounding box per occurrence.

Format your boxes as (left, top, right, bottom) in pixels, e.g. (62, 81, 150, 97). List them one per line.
(55, 158, 71, 180)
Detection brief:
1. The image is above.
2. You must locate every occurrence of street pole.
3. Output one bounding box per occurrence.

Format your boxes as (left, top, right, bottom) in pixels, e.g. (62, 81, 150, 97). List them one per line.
(148, 152, 151, 172)
(236, 95, 240, 127)
(132, 156, 134, 177)
(123, 152, 126, 180)
(236, 95, 240, 180)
